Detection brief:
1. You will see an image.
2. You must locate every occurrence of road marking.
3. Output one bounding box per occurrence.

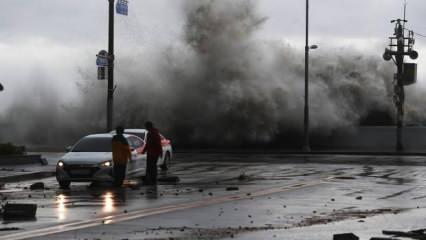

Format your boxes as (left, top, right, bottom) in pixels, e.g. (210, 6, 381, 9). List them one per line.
(1, 178, 331, 240)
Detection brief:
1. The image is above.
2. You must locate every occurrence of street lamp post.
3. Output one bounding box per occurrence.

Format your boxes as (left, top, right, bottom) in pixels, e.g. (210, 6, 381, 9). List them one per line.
(303, 0, 311, 152)
(303, 0, 317, 152)
(106, 0, 115, 132)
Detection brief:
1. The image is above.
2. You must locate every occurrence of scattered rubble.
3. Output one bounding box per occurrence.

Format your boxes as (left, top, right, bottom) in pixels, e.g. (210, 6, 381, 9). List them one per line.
(3, 203, 37, 220)
(30, 182, 45, 190)
(0, 227, 20, 231)
(370, 238, 400, 240)
(297, 208, 404, 227)
(158, 176, 180, 183)
(238, 173, 249, 181)
(334, 176, 357, 180)
(226, 187, 239, 191)
(333, 233, 359, 240)
(382, 229, 426, 239)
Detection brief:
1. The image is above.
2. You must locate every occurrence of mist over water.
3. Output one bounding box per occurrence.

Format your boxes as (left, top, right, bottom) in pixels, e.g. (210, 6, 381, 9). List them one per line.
(1, 0, 423, 148)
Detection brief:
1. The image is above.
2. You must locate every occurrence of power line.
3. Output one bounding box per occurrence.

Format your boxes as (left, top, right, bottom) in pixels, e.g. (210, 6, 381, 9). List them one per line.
(404, 28, 426, 38)
(413, 31, 426, 38)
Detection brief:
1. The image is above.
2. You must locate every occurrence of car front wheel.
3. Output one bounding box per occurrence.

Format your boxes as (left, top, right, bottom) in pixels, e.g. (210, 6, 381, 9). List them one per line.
(59, 181, 71, 189)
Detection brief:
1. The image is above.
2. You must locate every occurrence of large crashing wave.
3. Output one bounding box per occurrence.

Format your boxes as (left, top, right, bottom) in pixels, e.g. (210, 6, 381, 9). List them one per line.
(2, 0, 422, 148)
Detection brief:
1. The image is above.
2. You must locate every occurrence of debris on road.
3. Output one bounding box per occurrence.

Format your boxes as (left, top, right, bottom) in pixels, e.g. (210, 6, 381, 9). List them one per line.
(382, 229, 426, 239)
(226, 187, 239, 191)
(30, 182, 45, 190)
(3, 203, 37, 220)
(333, 233, 359, 240)
(298, 208, 403, 227)
(158, 176, 180, 183)
(0, 227, 20, 231)
(356, 196, 363, 200)
(370, 238, 400, 240)
(238, 173, 249, 181)
(334, 176, 356, 180)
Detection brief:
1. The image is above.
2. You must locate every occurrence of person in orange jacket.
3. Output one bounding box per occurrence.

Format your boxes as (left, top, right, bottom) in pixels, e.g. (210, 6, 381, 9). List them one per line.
(112, 126, 132, 187)
(142, 121, 163, 185)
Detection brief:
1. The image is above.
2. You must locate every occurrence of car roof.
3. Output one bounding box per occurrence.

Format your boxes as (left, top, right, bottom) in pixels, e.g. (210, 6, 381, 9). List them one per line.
(84, 133, 136, 139)
(109, 129, 147, 134)
(124, 129, 147, 133)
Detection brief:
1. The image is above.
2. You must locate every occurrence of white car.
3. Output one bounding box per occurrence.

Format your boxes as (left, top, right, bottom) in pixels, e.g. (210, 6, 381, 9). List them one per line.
(110, 129, 173, 171)
(56, 133, 147, 188)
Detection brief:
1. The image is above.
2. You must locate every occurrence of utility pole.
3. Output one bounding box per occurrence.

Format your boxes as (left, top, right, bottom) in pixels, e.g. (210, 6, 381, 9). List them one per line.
(303, 0, 317, 152)
(395, 19, 405, 152)
(383, 16, 419, 151)
(303, 0, 310, 152)
(107, 0, 115, 132)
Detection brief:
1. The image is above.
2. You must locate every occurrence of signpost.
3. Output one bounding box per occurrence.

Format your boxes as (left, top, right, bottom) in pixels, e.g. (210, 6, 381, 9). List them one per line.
(96, 50, 109, 67)
(97, 0, 129, 132)
(96, 50, 108, 80)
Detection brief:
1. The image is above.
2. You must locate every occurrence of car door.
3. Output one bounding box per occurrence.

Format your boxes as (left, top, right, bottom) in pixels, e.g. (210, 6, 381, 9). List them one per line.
(126, 136, 146, 177)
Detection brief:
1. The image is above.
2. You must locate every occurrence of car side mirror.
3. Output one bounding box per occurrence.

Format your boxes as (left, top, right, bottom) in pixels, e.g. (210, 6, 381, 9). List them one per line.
(65, 146, 72, 152)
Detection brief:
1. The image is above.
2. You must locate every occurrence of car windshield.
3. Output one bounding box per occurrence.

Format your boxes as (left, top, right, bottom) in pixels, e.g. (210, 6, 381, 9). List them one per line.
(125, 132, 146, 140)
(72, 137, 112, 152)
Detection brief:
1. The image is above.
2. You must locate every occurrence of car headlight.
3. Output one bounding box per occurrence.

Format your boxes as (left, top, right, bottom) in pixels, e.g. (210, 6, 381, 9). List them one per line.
(100, 161, 112, 167)
(57, 160, 65, 168)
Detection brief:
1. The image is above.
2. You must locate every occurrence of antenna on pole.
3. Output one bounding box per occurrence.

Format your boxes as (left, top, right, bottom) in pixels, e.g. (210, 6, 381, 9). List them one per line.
(403, 0, 407, 28)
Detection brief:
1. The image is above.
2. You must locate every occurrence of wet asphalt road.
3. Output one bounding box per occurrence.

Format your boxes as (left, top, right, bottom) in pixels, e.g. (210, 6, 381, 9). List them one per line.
(0, 153, 426, 239)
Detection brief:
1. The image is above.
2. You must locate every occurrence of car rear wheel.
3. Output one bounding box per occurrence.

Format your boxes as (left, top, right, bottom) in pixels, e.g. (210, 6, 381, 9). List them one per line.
(160, 153, 170, 171)
(59, 181, 71, 189)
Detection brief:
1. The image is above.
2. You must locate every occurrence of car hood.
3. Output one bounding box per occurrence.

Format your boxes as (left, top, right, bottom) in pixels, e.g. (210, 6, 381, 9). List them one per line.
(61, 152, 112, 164)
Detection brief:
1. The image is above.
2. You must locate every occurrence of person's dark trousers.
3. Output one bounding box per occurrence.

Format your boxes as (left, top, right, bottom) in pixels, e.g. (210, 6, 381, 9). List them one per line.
(145, 154, 159, 185)
(113, 163, 127, 187)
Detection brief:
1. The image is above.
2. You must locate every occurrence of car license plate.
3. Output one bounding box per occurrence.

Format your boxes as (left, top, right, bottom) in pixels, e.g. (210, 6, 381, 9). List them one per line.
(70, 169, 91, 175)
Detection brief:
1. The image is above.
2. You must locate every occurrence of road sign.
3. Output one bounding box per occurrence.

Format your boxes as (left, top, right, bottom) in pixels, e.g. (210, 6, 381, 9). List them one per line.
(116, 0, 128, 16)
(96, 50, 109, 66)
(96, 58, 108, 66)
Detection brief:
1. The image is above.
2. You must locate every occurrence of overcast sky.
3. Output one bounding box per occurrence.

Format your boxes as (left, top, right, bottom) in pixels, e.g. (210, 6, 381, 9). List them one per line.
(1, 0, 426, 109)
(0, 0, 424, 43)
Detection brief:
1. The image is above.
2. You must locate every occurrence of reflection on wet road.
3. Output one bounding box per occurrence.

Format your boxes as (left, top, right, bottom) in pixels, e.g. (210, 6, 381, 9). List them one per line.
(0, 154, 426, 239)
(56, 194, 66, 221)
